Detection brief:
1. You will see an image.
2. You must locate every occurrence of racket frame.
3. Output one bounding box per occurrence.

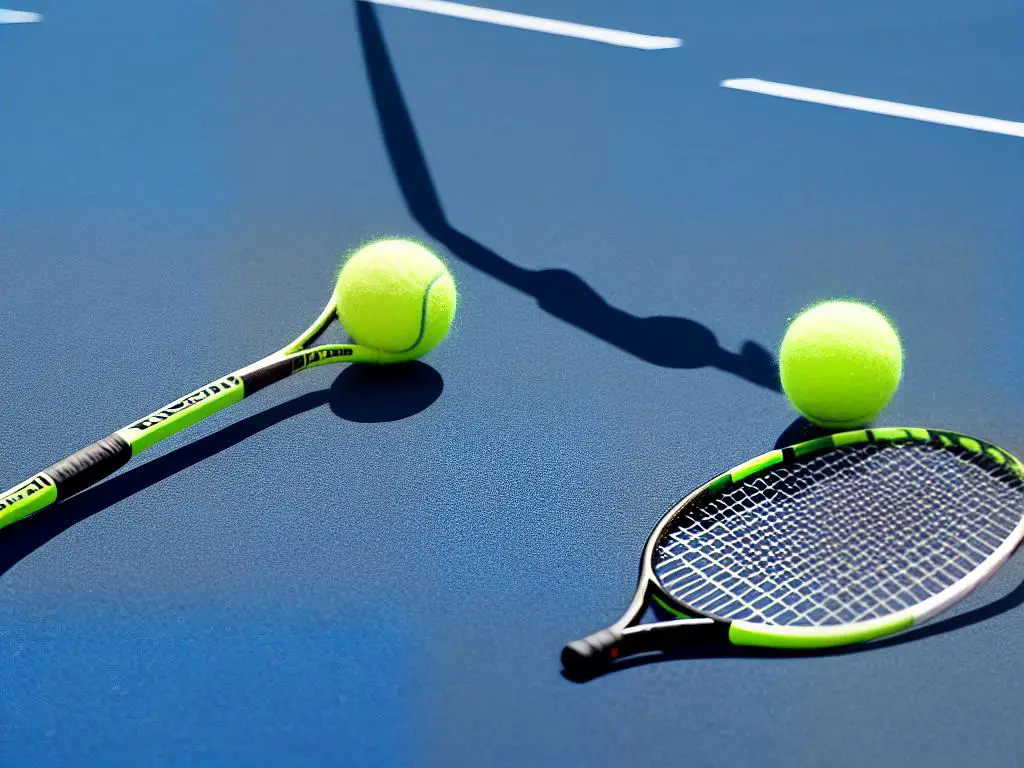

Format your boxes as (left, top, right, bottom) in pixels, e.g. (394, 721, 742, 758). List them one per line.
(564, 427, 1024, 674)
(0, 296, 408, 530)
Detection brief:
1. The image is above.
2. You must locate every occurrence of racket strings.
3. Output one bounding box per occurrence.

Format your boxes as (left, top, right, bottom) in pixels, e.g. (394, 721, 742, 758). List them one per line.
(654, 442, 1024, 626)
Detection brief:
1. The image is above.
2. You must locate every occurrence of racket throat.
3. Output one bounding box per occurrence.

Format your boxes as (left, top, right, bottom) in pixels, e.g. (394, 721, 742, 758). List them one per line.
(620, 617, 724, 655)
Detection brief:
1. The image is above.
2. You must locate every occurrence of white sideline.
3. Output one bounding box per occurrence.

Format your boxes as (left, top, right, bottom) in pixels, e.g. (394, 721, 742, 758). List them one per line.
(0, 9, 42, 23)
(722, 78, 1024, 139)
(363, 0, 681, 50)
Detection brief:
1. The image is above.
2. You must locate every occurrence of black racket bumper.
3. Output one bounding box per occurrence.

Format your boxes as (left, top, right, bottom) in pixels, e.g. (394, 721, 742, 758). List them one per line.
(562, 618, 726, 678)
(561, 629, 624, 678)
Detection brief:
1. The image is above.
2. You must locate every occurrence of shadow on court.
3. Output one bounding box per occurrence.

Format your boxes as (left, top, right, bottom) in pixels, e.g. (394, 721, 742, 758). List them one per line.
(774, 416, 838, 448)
(356, 0, 780, 392)
(0, 362, 442, 577)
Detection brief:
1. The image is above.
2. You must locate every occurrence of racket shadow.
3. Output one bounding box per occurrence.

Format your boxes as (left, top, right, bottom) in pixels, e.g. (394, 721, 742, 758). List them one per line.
(0, 362, 443, 577)
(355, 0, 780, 393)
(562, 579, 1024, 682)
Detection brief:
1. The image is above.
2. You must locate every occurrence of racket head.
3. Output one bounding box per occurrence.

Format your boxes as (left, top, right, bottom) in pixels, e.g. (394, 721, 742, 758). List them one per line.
(643, 427, 1024, 650)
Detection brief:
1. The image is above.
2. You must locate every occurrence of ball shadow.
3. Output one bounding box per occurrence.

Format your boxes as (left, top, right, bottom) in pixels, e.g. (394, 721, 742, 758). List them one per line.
(329, 361, 443, 423)
(774, 415, 839, 449)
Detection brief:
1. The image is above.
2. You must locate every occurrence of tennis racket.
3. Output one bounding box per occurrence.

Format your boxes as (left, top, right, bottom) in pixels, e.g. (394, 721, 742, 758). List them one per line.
(562, 427, 1024, 677)
(0, 294, 412, 533)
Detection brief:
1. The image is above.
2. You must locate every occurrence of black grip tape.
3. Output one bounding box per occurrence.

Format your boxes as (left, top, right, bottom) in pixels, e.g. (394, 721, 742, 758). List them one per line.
(44, 433, 132, 500)
(561, 628, 622, 678)
(241, 359, 296, 397)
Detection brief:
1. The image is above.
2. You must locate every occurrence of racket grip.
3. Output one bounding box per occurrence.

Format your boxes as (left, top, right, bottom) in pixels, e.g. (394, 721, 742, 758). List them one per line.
(561, 628, 624, 677)
(0, 434, 131, 531)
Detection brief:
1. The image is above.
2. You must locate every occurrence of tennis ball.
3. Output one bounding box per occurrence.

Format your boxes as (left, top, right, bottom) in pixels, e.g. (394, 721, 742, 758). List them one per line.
(779, 300, 903, 429)
(334, 238, 456, 361)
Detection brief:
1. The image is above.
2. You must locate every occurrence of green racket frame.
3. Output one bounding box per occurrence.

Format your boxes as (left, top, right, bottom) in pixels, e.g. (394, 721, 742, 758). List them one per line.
(0, 300, 409, 532)
(562, 427, 1024, 676)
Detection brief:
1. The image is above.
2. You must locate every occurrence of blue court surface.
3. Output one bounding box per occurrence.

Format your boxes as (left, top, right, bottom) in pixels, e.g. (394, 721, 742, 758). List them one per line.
(2, 1, 1022, 766)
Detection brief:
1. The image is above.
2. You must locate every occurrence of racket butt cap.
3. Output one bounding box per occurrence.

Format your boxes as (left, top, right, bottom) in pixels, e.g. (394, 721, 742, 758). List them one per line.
(561, 628, 622, 679)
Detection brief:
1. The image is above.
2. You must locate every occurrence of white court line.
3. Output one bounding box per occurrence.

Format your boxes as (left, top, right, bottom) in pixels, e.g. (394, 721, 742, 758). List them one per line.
(363, 0, 681, 50)
(722, 78, 1024, 139)
(0, 8, 41, 23)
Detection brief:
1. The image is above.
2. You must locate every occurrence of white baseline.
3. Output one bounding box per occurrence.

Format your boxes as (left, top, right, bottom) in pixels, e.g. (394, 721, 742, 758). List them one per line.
(363, 0, 681, 50)
(722, 78, 1024, 139)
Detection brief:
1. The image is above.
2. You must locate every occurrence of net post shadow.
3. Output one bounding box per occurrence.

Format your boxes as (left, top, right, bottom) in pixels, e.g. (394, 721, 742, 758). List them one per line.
(356, 0, 780, 392)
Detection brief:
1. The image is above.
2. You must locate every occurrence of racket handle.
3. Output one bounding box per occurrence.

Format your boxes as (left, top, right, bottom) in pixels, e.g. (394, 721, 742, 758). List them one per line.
(562, 618, 724, 677)
(0, 434, 132, 531)
(1, 371, 248, 532)
(561, 628, 625, 677)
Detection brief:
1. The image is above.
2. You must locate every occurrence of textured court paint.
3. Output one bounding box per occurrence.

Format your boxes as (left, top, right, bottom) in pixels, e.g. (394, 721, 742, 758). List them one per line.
(728, 613, 915, 648)
(721, 79, 1024, 139)
(0, 475, 57, 528)
(363, 0, 682, 49)
(120, 376, 246, 454)
(4, 609, 421, 768)
(3, 2, 1022, 765)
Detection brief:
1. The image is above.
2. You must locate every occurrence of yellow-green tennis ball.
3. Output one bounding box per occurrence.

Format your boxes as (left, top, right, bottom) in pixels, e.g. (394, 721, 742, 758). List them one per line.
(779, 300, 903, 429)
(334, 238, 456, 362)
